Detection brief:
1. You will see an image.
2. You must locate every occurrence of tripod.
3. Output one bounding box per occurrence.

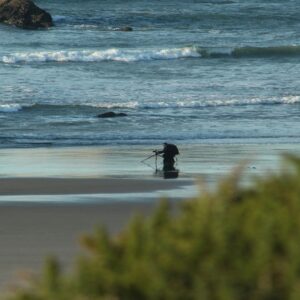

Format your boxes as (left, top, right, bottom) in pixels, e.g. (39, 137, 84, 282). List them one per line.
(141, 152, 160, 171)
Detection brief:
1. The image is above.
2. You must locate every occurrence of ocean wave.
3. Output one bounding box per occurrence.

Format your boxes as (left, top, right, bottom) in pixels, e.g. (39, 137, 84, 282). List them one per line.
(5, 133, 298, 149)
(232, 45, 300, 58)
(73, 24, 99, 29)
(0, 104, 23, 112)
(90, 101, 139, 109)
(90, 96, 300, 109)
(0, 103, 137, 113)
(200, 45, 300, 58)
(2, 45, 300, 64)
(1, 96, 299, 114)
(140, 98, 300, 109)
(0, 47, 200, 64)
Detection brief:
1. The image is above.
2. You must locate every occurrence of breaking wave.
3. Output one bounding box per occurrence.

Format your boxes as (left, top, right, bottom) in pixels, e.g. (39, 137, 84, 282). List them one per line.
(92, 96, 300, 109)
(0, 47, 200, 64)
(0, 104, 23, 112)
(2, 45, 300, 64)
(0, 96, 299, 113)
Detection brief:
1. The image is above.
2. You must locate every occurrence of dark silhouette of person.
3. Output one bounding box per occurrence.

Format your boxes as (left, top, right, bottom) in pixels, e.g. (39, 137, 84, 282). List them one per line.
(155, 143, 179, 171)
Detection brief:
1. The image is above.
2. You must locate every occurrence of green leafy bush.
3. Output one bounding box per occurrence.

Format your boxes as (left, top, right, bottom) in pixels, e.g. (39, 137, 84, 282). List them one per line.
(6, 155, 300, 300)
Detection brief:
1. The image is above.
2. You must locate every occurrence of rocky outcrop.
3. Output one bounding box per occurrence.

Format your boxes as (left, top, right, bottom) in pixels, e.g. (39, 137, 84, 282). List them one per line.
(113, 26, 133, 32)
(0, 0, 53, 29)
(97, 112, 128, 118)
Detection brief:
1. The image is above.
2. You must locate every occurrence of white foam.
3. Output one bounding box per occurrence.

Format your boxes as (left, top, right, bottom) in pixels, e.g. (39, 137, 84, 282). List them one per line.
(89, 101, 139, 109)
(0, 96, 298, 114)
(89, 96, 300, 110)
(0, 47, 200, 64)
(74, 24, 98, 29)
(0, 104, 23, 112)
(281, 96, 300, 104)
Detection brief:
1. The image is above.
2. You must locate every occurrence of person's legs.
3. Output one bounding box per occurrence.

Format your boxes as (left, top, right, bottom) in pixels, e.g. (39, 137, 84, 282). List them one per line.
(163, 157, 175, 171)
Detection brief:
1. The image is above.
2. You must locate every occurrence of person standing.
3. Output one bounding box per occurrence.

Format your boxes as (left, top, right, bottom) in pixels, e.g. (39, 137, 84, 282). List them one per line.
(155, 142, 179, 171)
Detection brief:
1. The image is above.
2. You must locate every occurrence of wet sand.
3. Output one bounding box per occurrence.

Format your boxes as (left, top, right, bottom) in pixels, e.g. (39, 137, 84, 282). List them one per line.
(0, 202, 161, 291)
(1, 143, 300, 292)
(0, 177, 190, 196)
(0, 143, 299, 180)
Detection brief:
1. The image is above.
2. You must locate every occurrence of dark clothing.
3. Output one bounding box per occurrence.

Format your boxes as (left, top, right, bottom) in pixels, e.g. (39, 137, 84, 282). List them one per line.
(157, 143, 179, 170)
(157, 143, 179, 158)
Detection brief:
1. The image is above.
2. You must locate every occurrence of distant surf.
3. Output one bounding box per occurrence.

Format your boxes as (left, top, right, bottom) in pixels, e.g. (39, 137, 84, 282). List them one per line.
(2, 45, 300, 64)
(0, 104, 23, 112)
(1, 0, 300, 149)
(0, 47, 200, 64)
(0, 96, 299, 113)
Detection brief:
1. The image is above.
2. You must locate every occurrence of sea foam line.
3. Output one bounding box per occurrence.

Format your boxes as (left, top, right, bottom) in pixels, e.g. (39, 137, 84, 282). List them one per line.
(0, 104, 23, 112)
(3, 44, 300, 64)
(0, 96, 299, 113)
(73, 96, 300, 110)
(1, 47, 200, 64)
(90, 96, 300, 109)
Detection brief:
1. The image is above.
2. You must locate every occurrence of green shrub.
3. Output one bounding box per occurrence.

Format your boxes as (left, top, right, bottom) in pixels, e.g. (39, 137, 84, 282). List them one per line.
(6, 155, 300, 300)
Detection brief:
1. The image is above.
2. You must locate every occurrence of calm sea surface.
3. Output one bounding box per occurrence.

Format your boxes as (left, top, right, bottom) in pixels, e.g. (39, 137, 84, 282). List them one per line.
(0, 0, 300, 148)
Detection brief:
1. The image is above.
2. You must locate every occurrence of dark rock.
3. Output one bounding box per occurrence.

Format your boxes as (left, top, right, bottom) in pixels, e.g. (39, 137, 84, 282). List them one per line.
(114, 26, 133, 32)
(0, 0, 53, 29)
(97, 111, 128, 118)
(121, 26, 133, 31)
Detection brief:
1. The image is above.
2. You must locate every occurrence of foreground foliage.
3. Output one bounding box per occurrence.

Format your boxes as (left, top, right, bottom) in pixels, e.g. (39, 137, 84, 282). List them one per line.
(6, 155, 300, 300)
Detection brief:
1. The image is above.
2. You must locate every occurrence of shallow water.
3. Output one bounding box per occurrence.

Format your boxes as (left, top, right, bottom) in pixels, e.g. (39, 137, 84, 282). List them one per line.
(0, 144, 299, 202)
(0, 144, 298, 178)
(0, 0, 300, 148)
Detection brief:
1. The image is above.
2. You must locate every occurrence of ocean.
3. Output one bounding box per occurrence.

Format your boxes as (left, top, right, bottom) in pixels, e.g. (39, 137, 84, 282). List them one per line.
(0, 0, 300, 148)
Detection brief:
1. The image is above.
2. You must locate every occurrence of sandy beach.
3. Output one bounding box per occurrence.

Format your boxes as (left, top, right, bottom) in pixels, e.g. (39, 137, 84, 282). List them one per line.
(1, 144, 300, 292)
(0, 177, 190, 196)
(0, 202, 162, 291)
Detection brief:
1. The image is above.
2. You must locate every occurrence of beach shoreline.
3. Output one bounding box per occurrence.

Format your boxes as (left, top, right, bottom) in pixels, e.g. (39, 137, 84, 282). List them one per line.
(0, 143, 299, 177)
(1, 143, 300, 292)
(1, 0, 300, 294)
